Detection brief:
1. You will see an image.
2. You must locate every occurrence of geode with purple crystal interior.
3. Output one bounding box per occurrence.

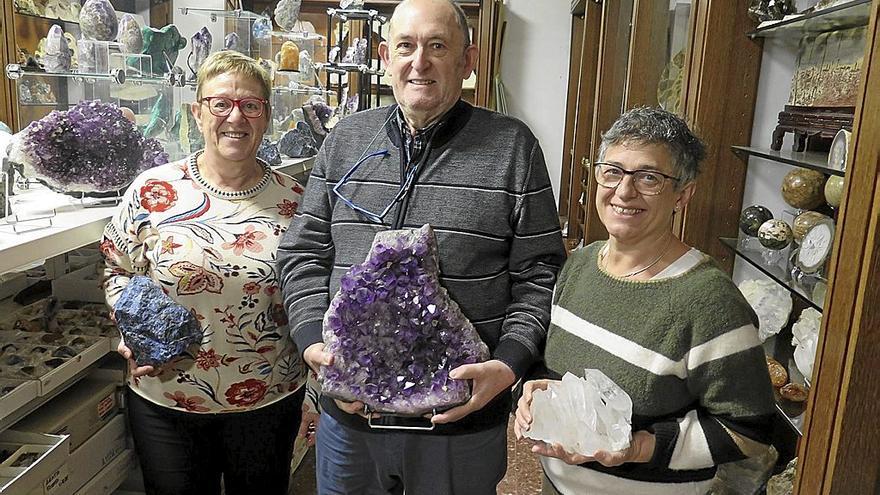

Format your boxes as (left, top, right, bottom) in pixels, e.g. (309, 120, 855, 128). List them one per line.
(320, 224, 489, 415)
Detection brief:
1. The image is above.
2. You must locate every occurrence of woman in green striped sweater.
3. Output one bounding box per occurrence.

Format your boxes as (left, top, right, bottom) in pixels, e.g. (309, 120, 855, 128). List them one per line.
(514, 107, 776, 494)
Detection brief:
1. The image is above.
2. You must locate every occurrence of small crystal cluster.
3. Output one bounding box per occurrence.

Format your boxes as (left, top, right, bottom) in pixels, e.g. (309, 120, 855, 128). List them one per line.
(525, 370, 633, 456)
(8, 100, 168, 193)
(320, 225, 489, 415)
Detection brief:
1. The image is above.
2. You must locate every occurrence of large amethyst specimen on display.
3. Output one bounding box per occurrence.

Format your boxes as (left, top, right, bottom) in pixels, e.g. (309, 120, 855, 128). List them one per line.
(320, 224, 489, 415)
(114, 276, 203, 367)
(8, 100, 168, 194)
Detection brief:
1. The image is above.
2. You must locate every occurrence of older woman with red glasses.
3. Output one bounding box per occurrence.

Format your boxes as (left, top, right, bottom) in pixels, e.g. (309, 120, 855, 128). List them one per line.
(515, 107, 776, 494)
(102, 50, 315, 495)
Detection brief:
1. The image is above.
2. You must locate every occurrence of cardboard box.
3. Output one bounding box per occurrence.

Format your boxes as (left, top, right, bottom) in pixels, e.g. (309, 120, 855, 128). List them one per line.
(0, 378, 39, 426)
(74, 449, 134, 495)
(0, 430, 68, 494)
(25, 414, 127, 495)
(13, 377, 118, 451)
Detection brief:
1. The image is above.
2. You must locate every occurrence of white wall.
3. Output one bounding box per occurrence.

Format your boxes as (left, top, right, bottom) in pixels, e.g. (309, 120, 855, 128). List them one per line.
(498, 0, 572, 204)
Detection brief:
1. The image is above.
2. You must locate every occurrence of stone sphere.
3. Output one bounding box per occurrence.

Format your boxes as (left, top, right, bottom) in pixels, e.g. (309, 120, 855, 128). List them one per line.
(781, 169, 826, 210)
(758, 219, 793, 250)
(824, 175, 845, 208)
(79, 0, 118, 41)
(739, 205, 774, 237)
(792, 211, 830, 243)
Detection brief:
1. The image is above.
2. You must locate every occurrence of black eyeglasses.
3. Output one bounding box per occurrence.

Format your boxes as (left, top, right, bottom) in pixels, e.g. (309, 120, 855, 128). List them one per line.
(332, 149, 422, 224)
(593, 162, 680, 196)
(199, 96, 269, 118)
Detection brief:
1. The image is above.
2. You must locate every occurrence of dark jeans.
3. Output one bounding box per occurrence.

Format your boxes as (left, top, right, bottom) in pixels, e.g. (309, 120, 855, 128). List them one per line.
(127, 386, 305, 495)
(316, 412, 507, 495)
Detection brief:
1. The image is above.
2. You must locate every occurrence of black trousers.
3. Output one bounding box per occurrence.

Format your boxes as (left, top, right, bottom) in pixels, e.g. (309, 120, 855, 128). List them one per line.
(127, 386, 305, 495)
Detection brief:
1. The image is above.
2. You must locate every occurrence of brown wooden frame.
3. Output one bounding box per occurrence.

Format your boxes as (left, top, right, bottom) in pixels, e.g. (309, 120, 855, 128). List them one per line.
(795, 2, 880, 492)
(559, 5, 601, 246)
(678, 0, 762, 272)
(0, 0, 18, 131)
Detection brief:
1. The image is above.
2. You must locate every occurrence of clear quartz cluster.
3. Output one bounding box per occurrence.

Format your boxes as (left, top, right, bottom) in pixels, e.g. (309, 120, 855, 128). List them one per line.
(320, 224, 489, 415)
(525, 370, 633, 456)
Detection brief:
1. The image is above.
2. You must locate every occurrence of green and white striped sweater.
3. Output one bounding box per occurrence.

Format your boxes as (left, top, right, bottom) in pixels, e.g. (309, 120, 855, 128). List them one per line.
(542, 242, 775, 485)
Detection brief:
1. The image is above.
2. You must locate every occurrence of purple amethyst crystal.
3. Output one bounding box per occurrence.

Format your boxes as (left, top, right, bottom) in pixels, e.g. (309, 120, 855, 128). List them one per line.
(320, 224, 489, 415)
(8, 100, 168, 194)
(114, 276, 203, 367)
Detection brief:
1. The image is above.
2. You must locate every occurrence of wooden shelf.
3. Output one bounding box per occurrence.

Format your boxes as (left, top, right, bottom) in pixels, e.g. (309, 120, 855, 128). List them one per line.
(747, 0, 871, 39)
(719, 237, 822, 312)
(732, 146, 844, 177)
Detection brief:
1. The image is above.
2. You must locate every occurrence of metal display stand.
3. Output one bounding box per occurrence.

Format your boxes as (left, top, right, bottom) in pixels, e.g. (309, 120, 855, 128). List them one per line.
(322, 8, 388, 110)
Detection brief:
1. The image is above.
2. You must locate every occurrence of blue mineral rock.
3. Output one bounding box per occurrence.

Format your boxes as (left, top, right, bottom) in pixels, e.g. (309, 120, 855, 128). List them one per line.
(257, 139, 282, 165)
(114, 276, 202, 367)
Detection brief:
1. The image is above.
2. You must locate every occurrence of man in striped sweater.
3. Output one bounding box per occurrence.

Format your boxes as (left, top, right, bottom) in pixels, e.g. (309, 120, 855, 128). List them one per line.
(276, 0, 566, 493)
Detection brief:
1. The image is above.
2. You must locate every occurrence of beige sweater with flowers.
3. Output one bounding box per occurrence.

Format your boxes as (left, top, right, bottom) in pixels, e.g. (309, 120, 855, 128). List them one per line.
(102, 154, 311, 413)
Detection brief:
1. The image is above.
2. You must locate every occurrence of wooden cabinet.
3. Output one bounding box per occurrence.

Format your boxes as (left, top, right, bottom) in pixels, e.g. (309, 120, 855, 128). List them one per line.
(559, 0, 759, 273)
(560, 1, 880, 492)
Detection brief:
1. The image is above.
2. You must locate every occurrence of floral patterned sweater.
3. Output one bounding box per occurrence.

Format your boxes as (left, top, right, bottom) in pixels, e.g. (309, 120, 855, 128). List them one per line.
(102, 153, 309, 413)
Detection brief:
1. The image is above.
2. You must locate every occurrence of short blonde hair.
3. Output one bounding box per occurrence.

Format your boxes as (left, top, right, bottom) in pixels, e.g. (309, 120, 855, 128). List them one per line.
(195, 50, 272, 101)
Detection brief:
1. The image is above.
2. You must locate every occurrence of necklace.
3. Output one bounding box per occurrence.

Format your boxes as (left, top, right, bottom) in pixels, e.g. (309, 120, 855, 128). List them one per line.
(602, 235, 674, 278)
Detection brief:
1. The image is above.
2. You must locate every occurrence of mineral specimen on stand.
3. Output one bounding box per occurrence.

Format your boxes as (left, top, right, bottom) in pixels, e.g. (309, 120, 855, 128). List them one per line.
(7, 100, 168, 194)
(299, 50, 312, 76)
(142, 24, 187, 75)
(42, 25, 72, 73)
(274, 0, 302, 32)
(278, 122, 317, 158)
(79, 0, 117, 41)
(252, 16, 271, 40)
(257, 139, 282, 165)
(738, 279, 792, 342)
(354, 38, 368, 65)
(328, 46, 340, 64)
(340, 0, 365, 9)
(524, 370, 633, 455)
(224, 32, 240, 51)
(319, 224, 490, 415)
(114, 276, 203, 367)
(341, 40, 359, 64)
(276, 41, 300, 71)
(187, 27, 212, 78)
(117, 14, 143, 54)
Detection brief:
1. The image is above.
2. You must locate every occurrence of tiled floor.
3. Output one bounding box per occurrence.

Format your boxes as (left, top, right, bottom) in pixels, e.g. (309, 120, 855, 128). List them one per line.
(289, 415, 543, 494)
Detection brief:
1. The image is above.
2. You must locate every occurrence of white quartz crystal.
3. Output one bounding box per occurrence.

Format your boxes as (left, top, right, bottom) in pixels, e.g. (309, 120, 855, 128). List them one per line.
(738, 279, 793, 342)
(792, 308, 821, 380)
(524, 370, 632, 456)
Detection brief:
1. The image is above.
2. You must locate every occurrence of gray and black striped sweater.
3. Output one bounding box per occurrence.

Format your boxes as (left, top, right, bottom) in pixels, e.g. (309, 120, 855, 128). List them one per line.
(542, 242, 775, 484)
(277, 100, 567, 434)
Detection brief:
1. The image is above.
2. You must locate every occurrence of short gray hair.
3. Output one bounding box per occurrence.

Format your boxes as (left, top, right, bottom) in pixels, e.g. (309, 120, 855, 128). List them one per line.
(392, 0, 471, 49)
(598, 107, 705, 186)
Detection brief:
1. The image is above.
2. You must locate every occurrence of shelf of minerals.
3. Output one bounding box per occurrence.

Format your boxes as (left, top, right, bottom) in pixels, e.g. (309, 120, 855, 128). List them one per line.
(0, 299, 116, 421)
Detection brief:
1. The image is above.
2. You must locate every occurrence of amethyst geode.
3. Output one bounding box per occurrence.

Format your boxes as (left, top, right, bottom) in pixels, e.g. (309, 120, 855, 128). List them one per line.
(114, 276, 203, 367)
(320, 224, 489, 415)
(8, 100, 168, 194)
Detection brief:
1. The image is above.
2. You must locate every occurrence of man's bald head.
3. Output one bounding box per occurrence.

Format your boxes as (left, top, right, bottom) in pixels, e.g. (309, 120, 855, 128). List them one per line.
(389, 0, 471, 50)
